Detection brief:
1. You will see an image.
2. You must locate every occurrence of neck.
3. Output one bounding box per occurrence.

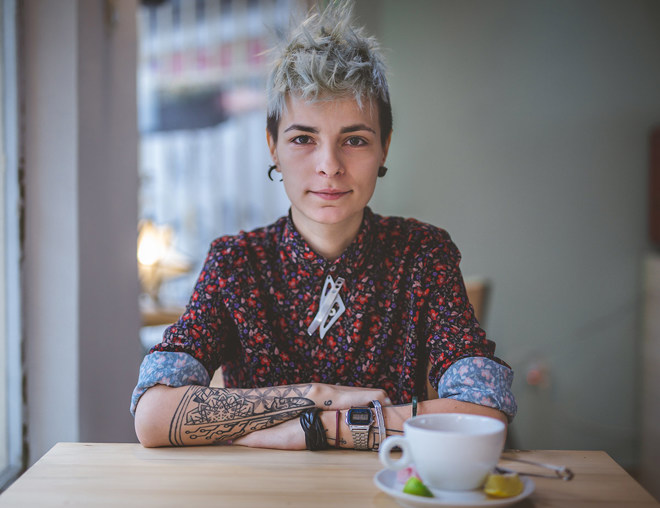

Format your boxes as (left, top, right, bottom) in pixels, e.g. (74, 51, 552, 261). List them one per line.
(292, 210, 364, 261)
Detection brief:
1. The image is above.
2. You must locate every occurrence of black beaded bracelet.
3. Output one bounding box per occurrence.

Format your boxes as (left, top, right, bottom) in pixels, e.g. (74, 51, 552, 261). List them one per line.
(300, 408, 328, 451)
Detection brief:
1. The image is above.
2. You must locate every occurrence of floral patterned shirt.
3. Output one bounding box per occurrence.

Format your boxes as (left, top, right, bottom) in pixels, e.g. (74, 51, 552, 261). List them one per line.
(131, 208, 517, 420)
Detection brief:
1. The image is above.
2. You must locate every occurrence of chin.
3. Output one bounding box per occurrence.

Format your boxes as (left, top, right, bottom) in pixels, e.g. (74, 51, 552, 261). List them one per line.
(313, 207, 364, 226)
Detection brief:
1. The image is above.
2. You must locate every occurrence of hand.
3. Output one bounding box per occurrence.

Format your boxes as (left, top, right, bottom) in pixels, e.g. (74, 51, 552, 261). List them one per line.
(308, 383, 391, 410)
(232, 418, 306, 450)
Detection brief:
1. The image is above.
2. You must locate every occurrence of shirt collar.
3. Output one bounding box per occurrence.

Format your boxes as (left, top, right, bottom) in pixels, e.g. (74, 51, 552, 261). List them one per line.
(280, 207, 375, 274)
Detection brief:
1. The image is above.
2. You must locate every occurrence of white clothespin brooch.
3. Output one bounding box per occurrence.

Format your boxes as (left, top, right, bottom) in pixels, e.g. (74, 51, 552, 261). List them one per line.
(307, 275, 345, 338)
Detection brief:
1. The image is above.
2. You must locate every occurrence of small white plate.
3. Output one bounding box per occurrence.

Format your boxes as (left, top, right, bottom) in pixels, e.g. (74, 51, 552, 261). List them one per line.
(373, 469, 535, 508)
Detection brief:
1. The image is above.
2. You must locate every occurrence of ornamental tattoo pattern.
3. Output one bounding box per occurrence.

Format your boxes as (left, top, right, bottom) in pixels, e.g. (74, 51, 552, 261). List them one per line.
(169, 385, 314, 446)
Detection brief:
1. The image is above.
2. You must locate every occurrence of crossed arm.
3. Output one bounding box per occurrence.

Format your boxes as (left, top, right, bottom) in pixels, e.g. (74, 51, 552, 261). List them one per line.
(233, 397, 507, 450)
(134, 382, 390, 448)
(134, 383, 506, 449)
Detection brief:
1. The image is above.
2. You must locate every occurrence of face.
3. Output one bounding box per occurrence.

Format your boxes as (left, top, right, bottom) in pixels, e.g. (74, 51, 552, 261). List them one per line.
(267, 95, 391, 237)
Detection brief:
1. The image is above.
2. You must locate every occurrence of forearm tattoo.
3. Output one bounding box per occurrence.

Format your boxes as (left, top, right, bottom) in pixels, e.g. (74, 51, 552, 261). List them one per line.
(169, 384, 315, 446)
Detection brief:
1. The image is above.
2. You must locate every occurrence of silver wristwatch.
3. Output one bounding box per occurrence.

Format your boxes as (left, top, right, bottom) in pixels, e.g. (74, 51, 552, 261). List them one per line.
(345, 407, 373, 450)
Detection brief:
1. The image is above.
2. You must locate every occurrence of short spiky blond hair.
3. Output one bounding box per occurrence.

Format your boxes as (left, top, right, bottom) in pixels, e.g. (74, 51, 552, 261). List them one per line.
(266, 0, 392, 146)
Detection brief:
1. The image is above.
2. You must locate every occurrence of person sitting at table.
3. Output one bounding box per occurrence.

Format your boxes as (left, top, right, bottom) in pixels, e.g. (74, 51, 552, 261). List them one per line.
(131, 0, 517, 450)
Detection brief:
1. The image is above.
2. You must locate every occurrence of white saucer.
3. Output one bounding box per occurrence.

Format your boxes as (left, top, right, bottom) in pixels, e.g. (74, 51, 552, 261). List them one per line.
(373, 469, 535, 508)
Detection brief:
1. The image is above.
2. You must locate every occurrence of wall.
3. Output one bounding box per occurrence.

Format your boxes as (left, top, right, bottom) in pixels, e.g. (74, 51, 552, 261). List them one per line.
(23, 0, 141, 464)
(357, 0, 660, 469)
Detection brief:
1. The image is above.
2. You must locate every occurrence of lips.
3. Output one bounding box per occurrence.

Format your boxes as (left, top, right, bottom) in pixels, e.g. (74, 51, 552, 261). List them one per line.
(310, 189, 352, 200)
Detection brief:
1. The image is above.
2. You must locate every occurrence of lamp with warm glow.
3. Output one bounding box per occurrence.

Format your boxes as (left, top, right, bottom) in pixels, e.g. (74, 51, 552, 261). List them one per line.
(137, 220, 191, 305)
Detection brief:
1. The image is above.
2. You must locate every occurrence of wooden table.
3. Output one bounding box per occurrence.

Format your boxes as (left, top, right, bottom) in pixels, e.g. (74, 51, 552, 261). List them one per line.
(0, 443, 657, 507)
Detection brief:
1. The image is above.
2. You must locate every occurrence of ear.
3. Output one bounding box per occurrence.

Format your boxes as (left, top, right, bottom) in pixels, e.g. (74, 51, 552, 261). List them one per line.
(266, 128, 278, 166)
(381, 130, 393, 165)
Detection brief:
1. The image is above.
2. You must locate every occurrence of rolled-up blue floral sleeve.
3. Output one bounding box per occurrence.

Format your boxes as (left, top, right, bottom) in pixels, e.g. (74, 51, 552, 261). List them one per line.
(437, 356, 517, 422)
(130, 351, 211, 416)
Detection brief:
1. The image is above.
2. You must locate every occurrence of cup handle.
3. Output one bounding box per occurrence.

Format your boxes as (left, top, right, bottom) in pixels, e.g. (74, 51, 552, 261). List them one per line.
(378, 436, 412, 471)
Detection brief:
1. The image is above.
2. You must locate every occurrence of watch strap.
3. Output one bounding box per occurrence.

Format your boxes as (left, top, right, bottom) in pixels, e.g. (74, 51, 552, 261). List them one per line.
(351, 426, 370, 450)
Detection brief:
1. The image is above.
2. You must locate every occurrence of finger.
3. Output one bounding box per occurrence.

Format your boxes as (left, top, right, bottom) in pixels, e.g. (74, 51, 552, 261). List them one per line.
(354, 391, 391, 407)
(370, 389, 392, 406)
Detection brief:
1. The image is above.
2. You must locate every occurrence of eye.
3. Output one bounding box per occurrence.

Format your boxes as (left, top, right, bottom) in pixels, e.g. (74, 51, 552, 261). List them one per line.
(345, 136, 367, 147)
(291, 135, 313, 145)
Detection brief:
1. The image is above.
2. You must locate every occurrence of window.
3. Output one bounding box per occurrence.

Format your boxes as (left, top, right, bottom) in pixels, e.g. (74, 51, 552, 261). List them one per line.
(0, 0, 24, 490)
(136, 0, 309, 305)
(136, 0, 308, 342)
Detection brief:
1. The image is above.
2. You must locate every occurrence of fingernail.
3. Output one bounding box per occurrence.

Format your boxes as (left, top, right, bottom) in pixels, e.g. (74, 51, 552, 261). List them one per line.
(385, 398, 392, 405)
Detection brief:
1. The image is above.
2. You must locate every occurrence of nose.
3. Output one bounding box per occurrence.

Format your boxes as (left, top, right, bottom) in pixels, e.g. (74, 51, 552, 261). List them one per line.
(316, 146, 344, 177)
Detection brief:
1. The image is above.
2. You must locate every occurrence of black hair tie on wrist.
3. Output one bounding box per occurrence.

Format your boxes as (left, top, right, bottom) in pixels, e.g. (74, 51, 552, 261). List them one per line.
(300, 408, 328, 451)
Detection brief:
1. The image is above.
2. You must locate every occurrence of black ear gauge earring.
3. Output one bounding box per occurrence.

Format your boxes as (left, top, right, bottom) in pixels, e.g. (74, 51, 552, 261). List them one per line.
(378, 166, 388, 177)
(268, 164, 282, 181)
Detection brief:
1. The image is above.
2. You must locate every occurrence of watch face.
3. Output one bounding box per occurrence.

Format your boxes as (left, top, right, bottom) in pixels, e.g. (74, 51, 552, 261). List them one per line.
(347, 407, 373, 425)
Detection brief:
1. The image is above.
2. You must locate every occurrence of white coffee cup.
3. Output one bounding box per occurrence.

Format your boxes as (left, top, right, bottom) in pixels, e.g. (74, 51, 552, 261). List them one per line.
(379, 413, 506, 491)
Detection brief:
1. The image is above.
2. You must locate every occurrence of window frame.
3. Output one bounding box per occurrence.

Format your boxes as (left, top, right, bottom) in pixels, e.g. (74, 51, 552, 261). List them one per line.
(0, 0, 24, 490)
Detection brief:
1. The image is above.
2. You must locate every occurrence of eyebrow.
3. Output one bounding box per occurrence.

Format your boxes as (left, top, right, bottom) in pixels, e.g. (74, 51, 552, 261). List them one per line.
(283, 124, 318, 134)
(341, 124, 376, 134)
(282, 123, 376, 134)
